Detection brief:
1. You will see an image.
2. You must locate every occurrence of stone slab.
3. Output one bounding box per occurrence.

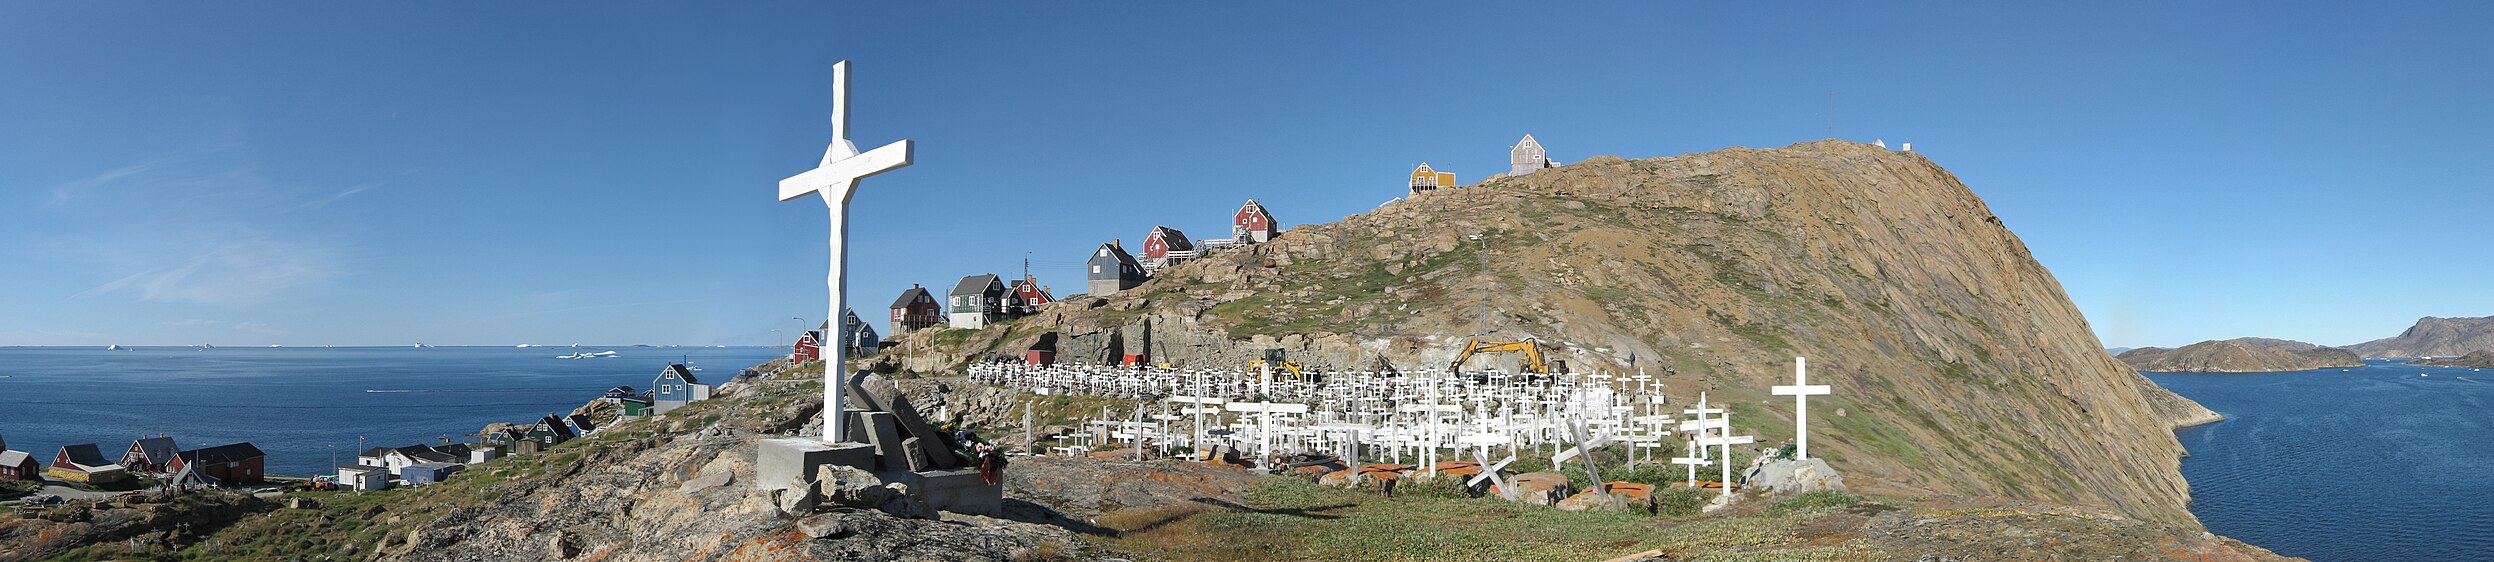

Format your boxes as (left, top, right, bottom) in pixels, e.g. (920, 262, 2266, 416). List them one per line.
(757, 438, 875, 492)
(848, 411, 908, 472)
(849, 373, 962, 470)
(885, 467, 1003, 517)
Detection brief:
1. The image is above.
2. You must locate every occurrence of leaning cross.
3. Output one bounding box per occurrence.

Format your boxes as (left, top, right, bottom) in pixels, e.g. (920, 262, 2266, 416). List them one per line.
(1770, 356, 1833, 460)
(780, 60, 914, 444)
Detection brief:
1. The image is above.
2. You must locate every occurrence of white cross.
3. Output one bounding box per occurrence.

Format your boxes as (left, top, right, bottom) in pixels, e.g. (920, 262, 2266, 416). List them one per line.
(780, 60, 914, 444)
(1770, 356, 1833, 460)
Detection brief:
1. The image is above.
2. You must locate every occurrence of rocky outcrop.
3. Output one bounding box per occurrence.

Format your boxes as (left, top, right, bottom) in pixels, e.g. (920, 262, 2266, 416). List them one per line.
(2410, 350, 2494, 368)
(2118, 340, 2363, 373)
(2350, 316, 2494, 358)
(880, 140, 2216, 528)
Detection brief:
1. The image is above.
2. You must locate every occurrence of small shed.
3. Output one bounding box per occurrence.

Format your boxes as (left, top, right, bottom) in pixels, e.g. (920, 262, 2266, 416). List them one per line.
(1026, 332, 1060, 367)
(337, 464, 389, 491)
(401, 463, 461, 486)
(620, 397, 654, 418)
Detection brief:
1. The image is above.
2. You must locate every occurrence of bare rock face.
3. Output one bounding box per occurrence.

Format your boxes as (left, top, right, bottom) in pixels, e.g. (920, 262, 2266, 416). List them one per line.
(2118, 340, 2364, 373)
(2351, 315, 2494, 358)
(883, 140, 2218, 528)
(2412, 350, 2494, 368)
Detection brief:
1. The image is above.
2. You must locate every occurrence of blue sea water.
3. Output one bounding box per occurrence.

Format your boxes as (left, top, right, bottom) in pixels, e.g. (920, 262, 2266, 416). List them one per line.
(2148, 359, 2494, 561)
(0, 346, 783, 476)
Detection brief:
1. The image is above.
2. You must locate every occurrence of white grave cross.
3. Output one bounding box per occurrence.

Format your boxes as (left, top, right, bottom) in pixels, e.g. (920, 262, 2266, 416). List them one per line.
(779, 60, 914, 444)
(1769, 356, 1834, 460)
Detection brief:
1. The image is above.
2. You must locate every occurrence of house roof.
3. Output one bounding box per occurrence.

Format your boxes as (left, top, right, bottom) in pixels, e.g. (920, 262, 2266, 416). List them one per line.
(178, 442, 266, 465)
(1149, 226, 1194, 251)
(131, 437, 177, 461)
(1091, 242, 1141, 268)
(394, 445, 459, 464)
(0, 450, 31, 468)
(890, 286, 933, 309)
(534, 414, 579, 439)
(436, 443, 474, 457)
(359, 447, 395, 459)
(661, 363, 700, 385)
(60, 443, 109, 466)
(337, 464, 388, 473)
(950, 274, 1001, 297)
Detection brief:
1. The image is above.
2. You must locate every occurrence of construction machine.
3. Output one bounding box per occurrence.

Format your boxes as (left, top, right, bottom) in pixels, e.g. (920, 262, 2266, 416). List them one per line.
(1449, 338, 1568, 375)
(1250, 349, 1319, 382)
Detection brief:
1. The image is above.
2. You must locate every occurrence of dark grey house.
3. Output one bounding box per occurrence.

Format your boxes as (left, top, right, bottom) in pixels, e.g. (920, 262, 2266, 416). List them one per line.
(1087, 240, 1146, 296)
(947, 274, 1007, 329)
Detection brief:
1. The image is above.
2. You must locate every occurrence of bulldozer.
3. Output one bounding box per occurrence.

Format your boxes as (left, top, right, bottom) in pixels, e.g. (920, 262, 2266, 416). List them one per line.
(1448, 338, 1568, 375)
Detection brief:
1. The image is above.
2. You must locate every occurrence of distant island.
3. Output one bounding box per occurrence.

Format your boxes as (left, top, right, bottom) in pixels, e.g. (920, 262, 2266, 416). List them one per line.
(2348, 315, 2494, 358)
(2119, 338, 2364, 373)
(2410, 351, 2494, 368)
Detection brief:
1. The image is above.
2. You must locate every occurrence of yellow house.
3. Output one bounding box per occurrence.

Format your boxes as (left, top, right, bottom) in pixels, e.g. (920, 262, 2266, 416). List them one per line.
(1409, 163, 1457, 194)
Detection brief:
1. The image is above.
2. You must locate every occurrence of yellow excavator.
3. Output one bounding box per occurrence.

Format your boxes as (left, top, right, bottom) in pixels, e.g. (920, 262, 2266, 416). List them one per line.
(1449, 338, 1567, 374)
(1249, 349, 1319, 382)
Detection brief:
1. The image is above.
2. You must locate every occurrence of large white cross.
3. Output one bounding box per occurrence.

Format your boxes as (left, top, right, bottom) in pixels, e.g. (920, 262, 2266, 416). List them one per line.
(780, 60, 913, 444)
(1770, 356, 1834, 460)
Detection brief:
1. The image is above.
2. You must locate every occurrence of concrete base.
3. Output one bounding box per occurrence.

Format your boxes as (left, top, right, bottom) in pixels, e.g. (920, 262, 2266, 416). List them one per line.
(886, 467, 1003, 517)
(757, 438, 875, 492)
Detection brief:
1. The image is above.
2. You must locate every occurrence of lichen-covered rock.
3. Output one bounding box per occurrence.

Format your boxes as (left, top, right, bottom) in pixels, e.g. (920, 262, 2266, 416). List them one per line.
(1746, 458, 1849, 495)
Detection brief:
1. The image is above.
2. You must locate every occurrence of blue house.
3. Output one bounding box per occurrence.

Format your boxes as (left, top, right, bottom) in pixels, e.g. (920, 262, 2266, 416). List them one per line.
(651, 364, 709, 415)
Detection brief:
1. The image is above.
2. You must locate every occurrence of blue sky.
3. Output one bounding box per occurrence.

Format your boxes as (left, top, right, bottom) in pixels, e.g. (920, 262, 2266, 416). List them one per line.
(2, 3, 2488, 348)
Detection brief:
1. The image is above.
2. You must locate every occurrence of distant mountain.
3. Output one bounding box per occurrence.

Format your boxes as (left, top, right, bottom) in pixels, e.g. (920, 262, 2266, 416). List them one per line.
(2348, 316, 2494, 358)
(2104, 347, 2135, 356)
(2411, 350, 2494, 368)
(2119, 340, 2364, 373)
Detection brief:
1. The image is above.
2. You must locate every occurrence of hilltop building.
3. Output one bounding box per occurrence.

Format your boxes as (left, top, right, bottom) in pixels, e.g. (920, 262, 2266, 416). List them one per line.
(842, 310, 879, 357)
(1409, 163, 1457, 194)
(1087, 240, 1146, 296)
(1140, 226, 1195, 272)
(792, 329, 822, 363)
(888, 284, 943, 335)
(651, 363, 710, 414)
(1233, 199, 1280, 243)
(1511, 134, 1556, 176)
(0, 433, 35, 481)
(947, 274, 1008, 329)
(1007, 276, 1053, 316)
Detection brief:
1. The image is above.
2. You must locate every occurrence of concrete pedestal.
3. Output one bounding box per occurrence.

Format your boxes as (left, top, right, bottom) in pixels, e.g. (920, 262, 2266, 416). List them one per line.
(758, 438, 876, 491)
(888, 467, 1004, 516)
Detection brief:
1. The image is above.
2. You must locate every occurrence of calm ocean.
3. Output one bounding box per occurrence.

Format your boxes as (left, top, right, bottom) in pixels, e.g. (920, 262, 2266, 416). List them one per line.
(2149, 360, 2494, 561)
(0, 346, 783, 476)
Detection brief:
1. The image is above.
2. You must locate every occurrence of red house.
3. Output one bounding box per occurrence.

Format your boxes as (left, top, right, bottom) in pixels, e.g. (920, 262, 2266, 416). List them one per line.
(1141, 226, 1193, 271)
(888, 284, 943, 335)
(792, 330, 822, 363)
(1007, 276, 1053, 316)
(122, 436, 178, 473)
(1234, 199, 1279, 243)
(166, 442, 267, 486)
(0, 450, 37, 481)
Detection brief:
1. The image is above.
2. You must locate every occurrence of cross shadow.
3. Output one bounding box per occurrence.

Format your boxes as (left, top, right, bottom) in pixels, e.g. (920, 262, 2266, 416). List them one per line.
(1188, 497, 1352, 520)
(997, 499, 1117, 536)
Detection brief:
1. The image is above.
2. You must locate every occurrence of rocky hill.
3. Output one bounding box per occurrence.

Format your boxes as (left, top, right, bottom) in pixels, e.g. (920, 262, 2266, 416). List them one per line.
(2224, 337, 2322, 351)
(876, 140, 2217, 528)
(2349, 316, 2494, 358)
(2410, 350, 2494, 368)
(2117, 340, 2363, 373)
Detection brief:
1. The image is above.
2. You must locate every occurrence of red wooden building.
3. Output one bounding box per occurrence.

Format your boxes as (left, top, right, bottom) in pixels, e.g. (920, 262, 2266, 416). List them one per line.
(1234, 199, 1279, 243)
(1141, 226, 1193, 271)
(888, 284, 943, 335)
(0, 450, 36, 481)
(792, 330, 822, 363)
(122, 436, 178, 473)
(1007, 276, 1053, 316)
(167, 442, 267, 486)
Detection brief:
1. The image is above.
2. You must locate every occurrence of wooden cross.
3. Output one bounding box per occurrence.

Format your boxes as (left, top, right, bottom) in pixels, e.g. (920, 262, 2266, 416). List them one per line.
(1770, 356, 1833, 460)
(777, 60, 913, 444)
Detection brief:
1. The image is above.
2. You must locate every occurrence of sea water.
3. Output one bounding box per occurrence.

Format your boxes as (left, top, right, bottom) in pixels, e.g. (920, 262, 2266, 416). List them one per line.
(0, 346, 784, 476)
(2148, 359, 2494, 561)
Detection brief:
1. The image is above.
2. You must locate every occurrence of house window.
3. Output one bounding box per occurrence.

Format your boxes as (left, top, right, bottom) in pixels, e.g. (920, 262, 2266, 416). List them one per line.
(1091, 265, 1102, 274)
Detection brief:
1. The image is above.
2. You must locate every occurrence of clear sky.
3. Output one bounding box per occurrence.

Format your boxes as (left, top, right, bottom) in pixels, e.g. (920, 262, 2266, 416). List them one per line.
(2, 3, 2488, 348)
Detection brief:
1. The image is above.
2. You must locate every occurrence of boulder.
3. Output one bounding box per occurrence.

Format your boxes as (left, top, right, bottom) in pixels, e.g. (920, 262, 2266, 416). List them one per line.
(1493, 472, 1572, 506)
(1557, 482, 1656, 513)
(775, 480, 823, 516)
(1744, 458, 1847, 495)
(795, 513, 847, 539)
